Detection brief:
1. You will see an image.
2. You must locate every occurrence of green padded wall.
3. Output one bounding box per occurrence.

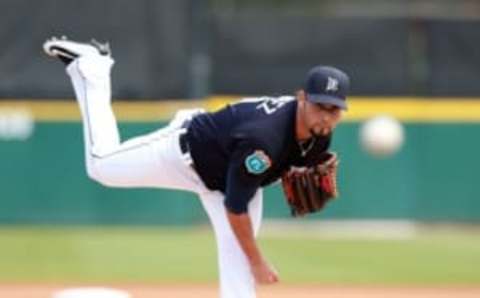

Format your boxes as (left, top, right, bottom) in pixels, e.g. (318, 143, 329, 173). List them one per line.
(1, 121, 479, 224)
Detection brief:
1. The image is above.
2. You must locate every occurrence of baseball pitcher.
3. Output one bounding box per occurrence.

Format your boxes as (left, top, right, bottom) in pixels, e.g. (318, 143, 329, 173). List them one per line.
(43, 37, 349, 298)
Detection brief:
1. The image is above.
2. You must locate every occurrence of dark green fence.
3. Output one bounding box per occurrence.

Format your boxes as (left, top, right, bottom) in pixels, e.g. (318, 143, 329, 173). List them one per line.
(2, 0, 480, 98)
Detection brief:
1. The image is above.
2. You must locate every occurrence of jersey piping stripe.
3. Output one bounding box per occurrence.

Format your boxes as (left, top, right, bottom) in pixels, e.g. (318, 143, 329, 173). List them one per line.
(80, 67, 137, 161)
(76, 63, 161, 161)
(78, 63, 95, 147)
(90, 140, 155, 160)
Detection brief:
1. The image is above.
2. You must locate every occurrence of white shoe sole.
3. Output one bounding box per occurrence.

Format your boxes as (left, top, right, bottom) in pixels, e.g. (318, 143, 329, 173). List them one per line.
(43, 37, 105, 59)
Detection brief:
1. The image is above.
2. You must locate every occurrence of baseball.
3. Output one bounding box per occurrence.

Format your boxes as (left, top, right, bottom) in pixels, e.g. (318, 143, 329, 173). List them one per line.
(360, 115, 404, 157)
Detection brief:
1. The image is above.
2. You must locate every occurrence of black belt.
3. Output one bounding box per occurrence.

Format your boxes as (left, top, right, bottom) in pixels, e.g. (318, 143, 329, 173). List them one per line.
(179, 118, 192, 155)
(179, 119, 197, 173)
(179, 132, 197, 173)
(179, 132, 190, 155)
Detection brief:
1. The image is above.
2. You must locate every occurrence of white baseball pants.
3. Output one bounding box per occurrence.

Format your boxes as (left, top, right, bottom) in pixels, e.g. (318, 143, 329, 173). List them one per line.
(65, 54, 263, 298)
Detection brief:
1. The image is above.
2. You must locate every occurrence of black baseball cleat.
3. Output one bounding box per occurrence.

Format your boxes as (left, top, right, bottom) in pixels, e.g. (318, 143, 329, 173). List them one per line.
(43, 36, 111, 65)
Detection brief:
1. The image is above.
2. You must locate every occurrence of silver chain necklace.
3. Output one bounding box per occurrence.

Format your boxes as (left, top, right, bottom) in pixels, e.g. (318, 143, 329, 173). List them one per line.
(298, 138, 316, 157)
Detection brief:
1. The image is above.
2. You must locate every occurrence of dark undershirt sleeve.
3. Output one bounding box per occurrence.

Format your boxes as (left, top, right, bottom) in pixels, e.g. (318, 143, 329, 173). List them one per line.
(224, 143, 270, 214)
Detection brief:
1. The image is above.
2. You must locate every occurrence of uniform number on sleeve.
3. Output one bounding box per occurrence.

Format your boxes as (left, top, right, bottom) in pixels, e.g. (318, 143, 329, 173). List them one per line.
(256, 97, 292, 115)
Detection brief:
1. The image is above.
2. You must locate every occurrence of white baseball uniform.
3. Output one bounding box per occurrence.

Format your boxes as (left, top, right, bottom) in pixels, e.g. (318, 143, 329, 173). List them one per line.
(66, 53, 262, 298)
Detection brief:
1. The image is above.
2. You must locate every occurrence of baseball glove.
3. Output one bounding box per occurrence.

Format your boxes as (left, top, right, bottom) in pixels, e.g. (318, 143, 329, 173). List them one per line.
(281, 152, 339, 217)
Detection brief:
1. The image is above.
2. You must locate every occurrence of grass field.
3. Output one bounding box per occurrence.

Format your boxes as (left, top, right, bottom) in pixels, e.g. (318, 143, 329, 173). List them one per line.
(1, 225, 479, 285)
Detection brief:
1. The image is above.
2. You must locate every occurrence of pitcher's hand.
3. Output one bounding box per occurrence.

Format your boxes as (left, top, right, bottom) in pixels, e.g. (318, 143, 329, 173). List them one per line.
(251, 260, 279, 284)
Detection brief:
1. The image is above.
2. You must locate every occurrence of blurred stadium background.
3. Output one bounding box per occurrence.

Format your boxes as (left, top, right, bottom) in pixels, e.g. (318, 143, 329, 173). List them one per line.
(1, 0, 480, 297)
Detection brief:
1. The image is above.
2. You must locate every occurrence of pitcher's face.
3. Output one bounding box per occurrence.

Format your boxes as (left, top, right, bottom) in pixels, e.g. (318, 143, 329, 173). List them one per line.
(304, 100, 342, 137)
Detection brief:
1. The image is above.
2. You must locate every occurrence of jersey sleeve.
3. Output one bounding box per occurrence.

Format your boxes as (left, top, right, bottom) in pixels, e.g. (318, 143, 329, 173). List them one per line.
(224, 141, 273, 214)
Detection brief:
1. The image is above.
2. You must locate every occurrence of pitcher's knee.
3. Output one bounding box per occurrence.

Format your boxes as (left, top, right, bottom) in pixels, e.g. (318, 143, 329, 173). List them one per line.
(86, 161, 119, 187)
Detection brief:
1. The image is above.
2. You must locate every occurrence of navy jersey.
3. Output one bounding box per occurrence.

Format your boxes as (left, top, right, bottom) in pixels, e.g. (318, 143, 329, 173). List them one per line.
(186, 96, 331, 214)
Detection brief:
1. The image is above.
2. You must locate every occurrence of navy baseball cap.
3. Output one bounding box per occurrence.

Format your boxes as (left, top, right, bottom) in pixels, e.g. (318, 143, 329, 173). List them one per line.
(304, 65, 350, 110)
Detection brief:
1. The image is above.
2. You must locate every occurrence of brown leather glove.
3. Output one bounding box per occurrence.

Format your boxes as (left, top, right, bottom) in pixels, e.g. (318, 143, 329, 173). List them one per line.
(281, 152, 339, 217)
